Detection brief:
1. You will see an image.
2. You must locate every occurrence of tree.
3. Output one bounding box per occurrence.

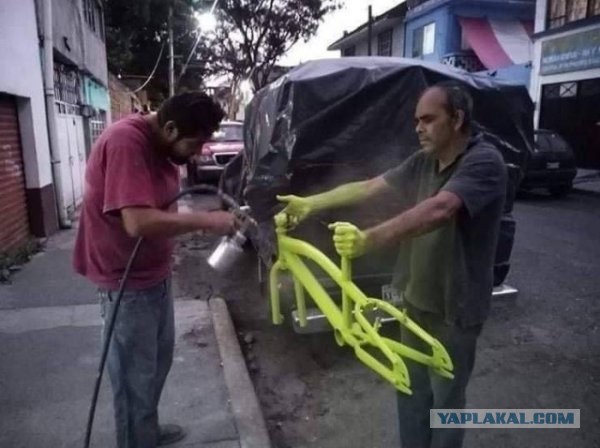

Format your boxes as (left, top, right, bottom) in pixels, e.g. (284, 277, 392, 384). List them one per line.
(103, 0, 341, 100)
(199, 0, 341, 90)
(104, 0, 205, 101)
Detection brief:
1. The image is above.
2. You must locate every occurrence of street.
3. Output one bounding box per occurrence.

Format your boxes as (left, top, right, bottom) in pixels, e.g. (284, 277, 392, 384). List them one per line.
(181, 190, 600, 448)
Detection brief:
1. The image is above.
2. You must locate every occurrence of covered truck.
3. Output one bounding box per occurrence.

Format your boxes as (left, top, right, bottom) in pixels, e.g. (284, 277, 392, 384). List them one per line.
(222, 57, 533, 314)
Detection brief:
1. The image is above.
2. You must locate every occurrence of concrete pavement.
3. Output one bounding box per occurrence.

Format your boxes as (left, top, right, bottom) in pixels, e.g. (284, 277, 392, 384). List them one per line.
(573, 168, 600, 195)
(0, 228, 270, 448)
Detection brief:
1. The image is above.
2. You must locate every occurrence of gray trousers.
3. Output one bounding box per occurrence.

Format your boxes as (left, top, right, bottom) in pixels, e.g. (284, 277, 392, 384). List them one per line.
(397, 303, 482, 448)
(99, 278, 175, 448)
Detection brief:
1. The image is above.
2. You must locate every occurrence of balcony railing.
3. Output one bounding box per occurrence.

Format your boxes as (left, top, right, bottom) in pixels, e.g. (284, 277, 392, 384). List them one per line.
(442, 50, 485, 72)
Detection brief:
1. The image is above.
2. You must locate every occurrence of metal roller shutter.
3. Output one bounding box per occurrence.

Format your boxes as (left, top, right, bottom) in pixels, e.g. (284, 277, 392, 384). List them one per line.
(0, 94, 30, 252)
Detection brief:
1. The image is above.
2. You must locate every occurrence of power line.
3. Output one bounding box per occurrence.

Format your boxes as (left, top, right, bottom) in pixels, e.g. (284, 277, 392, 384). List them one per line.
(132, 42, 165, 93)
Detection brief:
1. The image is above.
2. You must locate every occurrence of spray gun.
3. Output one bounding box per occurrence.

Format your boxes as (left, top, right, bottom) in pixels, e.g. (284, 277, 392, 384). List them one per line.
(207, 205, 256, 273)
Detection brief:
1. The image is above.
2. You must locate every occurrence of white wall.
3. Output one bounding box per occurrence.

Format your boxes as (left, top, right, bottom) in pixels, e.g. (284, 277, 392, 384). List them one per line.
(53, 0, 108, 85)
(0, 0, 53, 189)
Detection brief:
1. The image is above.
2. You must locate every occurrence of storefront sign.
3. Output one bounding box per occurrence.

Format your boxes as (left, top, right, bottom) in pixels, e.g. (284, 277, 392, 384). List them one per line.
(541, 27, 600, 75)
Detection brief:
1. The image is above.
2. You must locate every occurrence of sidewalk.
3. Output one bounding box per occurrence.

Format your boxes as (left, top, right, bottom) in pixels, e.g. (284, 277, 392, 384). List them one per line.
(0, 229, 269, 448)
(573, 168, 600, 195)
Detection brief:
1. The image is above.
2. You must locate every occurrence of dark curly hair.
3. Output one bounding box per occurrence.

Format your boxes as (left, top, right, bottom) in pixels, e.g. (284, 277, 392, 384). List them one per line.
(157, 92, 225, 138)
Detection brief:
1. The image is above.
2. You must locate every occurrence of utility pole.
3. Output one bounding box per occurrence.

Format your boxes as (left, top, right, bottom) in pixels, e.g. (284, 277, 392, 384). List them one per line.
(367, 5, 373, 56)
(168, 5, 175, 96)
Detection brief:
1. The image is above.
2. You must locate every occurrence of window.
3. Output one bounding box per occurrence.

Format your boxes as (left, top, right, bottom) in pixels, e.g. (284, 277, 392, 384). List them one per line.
(412, 22, 435, 57)
(543, 82, 578, 99)
(580, 78, 600, 97)
(90, 110, 106, 144)
(423, 23, 435, 54)
(53, 63, 81, 105)
(377, 29, 393, 56)
(342, 45, 356, 57)
(543, 83, 561, 98)
(568, 0, 588, 21)
(559, 82, 578, 97)
(547, 0, 600, 29)
(83, 0, 96, 32)
(83, 0, 104, 40)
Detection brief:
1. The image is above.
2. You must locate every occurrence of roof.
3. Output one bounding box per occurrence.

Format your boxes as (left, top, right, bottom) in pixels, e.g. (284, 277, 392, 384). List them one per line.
(327, 2, 408, 51)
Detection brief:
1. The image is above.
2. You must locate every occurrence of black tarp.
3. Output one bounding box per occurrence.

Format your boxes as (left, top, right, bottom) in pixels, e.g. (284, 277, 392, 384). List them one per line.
(242, 57, 533, 288)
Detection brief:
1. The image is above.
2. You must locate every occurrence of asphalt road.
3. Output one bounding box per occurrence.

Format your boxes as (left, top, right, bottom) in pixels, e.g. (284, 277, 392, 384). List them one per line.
(182, 190, 600, 448)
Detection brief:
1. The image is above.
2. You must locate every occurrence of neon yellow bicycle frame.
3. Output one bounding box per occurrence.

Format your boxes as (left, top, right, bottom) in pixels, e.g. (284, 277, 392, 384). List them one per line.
(269, 213, 454, 394)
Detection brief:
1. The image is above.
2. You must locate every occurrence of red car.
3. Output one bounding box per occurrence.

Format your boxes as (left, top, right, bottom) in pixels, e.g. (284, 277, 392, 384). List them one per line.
(187, 121, 243, 184)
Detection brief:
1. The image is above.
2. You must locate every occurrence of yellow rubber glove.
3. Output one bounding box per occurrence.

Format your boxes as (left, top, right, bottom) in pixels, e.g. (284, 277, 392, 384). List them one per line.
(328, 222, 368, 259)
(276, 195, 315, 226)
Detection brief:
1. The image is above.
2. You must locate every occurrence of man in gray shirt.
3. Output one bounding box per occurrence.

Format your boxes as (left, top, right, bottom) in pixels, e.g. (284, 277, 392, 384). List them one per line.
(278, 82, 507, 448)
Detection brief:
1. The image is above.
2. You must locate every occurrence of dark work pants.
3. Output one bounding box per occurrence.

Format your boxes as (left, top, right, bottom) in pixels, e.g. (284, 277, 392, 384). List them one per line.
(397, 303, 482, 448)
(98, 278, 175, 448)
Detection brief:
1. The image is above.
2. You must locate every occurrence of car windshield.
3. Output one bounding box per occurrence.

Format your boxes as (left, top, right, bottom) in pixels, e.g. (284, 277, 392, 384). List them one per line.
(211, 124, 243, 142)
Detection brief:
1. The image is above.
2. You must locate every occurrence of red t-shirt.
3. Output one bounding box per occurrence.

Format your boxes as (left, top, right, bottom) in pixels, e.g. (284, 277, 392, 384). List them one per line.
(73, 115, 180, 290)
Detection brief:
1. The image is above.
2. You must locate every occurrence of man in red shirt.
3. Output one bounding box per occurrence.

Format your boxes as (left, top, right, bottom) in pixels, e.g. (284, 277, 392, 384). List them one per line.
(74, 92, 235, 447)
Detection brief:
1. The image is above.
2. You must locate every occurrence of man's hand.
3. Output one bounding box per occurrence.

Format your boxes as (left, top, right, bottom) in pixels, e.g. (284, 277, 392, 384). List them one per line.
(205, 211, 237, 235)
(277, 195, 315, 225)
(328, 222, 369, 259)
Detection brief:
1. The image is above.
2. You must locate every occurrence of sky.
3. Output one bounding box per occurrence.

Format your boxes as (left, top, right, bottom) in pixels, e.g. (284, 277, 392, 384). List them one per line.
(280, 0, 404, 66)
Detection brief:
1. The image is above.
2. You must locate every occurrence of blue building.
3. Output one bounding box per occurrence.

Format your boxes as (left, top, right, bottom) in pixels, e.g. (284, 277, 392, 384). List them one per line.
(404, 0, 536, 86)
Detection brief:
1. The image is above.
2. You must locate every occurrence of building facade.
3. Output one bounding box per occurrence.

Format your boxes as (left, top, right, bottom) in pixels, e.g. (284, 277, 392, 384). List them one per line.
(50, 0, 110, 211)
(0, 0, 110, 254)
(328, 4, 407, 57)
(0, 0, 58, 251)
(109, 73, 143, 123)
(404, 0, 536, 86)
(328, 1, 535, 87)
(530, 0, 600, 168)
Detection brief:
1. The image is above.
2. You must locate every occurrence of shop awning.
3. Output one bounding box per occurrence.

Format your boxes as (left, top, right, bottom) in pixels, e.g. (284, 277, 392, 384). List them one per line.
(459, 18, 534, 70)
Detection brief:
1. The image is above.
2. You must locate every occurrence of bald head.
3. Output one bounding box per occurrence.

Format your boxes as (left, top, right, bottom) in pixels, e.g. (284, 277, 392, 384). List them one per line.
(420, 82, 473, 133)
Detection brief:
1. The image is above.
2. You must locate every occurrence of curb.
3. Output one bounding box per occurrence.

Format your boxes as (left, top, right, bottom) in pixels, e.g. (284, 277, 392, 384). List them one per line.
(208, 297, 271, 448)
(573, 187, 600, 198)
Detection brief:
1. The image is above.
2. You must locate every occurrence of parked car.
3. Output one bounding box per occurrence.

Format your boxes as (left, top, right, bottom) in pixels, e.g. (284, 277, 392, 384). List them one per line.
(520, 129, 577, 197)
(187, 121, 243, 184)
(222, 58, 533, 320)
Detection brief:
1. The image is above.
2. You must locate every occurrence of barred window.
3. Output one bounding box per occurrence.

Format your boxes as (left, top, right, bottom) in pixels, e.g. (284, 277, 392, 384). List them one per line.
(342, 45, 356, 57)
(54, 63, 81, 105)
(377, 29, 393, 56)
(83, 0, 104, 41)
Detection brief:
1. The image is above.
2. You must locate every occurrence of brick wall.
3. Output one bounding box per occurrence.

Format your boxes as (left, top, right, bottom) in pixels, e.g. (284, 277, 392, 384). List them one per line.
(108, 73, 142, 122)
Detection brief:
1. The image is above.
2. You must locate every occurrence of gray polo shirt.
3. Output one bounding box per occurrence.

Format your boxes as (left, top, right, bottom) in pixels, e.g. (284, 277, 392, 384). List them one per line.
(383, 134, 507, 327)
